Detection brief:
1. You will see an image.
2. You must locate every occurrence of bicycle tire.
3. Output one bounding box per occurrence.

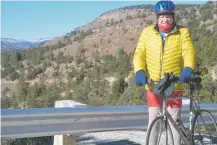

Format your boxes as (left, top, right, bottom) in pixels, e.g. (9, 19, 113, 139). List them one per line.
(192, 109, 217, 145)
(146, 116, 174, 145)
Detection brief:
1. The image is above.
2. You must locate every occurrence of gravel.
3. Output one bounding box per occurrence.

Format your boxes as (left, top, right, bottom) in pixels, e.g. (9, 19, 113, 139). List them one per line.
(77, 130, 217, 145)
(77, 130, 147, 145)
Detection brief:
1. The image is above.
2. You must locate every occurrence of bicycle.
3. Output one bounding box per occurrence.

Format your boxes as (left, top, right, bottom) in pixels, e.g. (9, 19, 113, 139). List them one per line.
(145, 73, 217, 145)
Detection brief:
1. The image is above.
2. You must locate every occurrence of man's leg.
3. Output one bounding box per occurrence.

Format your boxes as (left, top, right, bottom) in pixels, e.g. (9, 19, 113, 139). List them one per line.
(147, 90, 162, 145)
(148, 107, 161, 145)
(148, 107, 160, 128)
(167, 91, 183, 145)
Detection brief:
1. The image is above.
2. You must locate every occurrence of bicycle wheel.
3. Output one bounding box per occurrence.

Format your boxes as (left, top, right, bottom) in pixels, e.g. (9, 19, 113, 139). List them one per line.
(192, 109, 217, 145)
(146, 116, 174, 145)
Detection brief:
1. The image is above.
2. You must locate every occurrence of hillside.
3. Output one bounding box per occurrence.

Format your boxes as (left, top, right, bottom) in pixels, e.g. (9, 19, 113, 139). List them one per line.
(1, 2, 217, 109)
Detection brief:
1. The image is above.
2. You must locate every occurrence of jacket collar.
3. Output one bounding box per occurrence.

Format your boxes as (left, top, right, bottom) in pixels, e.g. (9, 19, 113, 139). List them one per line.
(153, 23, 179, 35)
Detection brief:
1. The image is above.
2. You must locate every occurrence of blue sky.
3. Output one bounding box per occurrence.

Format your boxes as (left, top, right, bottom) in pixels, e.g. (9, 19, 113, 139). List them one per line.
(2, 1, 207, 41)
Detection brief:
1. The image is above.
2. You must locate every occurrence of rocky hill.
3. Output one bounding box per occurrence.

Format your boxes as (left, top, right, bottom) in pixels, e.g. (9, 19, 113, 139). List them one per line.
(40, 2, 217, 59)
(1, 1, 217, 108)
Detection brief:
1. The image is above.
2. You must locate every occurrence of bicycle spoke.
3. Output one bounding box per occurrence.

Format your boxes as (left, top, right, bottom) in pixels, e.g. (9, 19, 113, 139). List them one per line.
(192, 110, 217, 145)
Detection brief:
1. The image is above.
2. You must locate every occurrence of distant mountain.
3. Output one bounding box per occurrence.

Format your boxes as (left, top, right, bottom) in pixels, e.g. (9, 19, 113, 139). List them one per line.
(1, 38, 53, 50)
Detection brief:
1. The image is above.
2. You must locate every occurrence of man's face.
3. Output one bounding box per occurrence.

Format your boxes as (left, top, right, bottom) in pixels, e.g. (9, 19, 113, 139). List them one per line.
(158, 14, 174, 26)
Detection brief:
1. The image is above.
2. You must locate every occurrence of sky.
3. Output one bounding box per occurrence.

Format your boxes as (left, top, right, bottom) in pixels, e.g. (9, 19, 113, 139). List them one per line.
(1, 1, 207, 41)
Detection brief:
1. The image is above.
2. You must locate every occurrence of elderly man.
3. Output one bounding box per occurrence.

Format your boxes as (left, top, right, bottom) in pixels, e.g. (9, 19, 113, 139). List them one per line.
(133, 1, 195, 145)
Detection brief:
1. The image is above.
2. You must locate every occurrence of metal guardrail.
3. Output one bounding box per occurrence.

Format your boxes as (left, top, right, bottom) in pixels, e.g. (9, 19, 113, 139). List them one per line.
(1, 104, 217, 139)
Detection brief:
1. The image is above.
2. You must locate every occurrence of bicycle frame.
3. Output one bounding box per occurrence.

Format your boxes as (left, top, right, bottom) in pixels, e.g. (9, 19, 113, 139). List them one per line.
(146, 75, 215, 145)
(159, 83, 200, 145)
(160, 94, 190, 145)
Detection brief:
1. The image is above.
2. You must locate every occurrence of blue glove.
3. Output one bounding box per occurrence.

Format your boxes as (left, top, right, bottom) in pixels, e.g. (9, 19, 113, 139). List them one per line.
(136, 70, 147, 87)
(179, 67, 193, 83)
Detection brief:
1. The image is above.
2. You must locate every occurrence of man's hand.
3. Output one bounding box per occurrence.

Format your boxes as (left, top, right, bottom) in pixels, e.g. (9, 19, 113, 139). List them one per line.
(136, 70, 147, 87)
(179, 67, 193, 82)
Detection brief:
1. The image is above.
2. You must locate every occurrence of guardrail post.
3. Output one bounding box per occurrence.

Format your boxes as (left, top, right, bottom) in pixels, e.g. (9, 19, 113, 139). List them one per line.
(53, 100, 86, 145)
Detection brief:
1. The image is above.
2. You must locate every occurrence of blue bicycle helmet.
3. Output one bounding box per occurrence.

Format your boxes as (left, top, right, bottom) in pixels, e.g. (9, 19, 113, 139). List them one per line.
(154, 1, 175, 14)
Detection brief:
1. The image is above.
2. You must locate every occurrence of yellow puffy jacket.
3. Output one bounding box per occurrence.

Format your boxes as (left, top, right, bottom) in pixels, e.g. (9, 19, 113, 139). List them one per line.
(133, 25, 195, 91)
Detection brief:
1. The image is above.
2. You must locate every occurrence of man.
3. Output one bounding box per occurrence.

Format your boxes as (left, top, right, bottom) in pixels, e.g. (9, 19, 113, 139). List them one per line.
(133, 1, 195, 145)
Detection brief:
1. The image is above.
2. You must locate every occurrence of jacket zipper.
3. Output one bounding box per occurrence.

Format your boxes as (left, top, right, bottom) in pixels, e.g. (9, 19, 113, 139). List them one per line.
(154, 25, 177, 80)
(160, 36, 165, 79)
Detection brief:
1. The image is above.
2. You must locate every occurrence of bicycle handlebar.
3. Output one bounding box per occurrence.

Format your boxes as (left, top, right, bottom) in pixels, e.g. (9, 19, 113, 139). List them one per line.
(147, 74, 202, 85)
(148, 73, 202, 96)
